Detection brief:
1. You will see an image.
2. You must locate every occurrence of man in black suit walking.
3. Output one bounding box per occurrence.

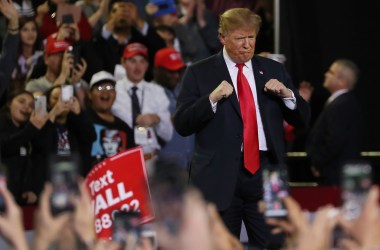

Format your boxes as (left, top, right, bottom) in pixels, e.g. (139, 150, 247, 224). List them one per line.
(174, 8, 310, 248)
(307, 59, 362, 186)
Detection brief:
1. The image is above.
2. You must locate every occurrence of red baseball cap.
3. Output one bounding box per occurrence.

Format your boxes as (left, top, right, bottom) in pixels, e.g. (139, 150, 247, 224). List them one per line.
(123, 42, 148, 59)
(45, 37, 70, 55)
(154, 48, 185, 71)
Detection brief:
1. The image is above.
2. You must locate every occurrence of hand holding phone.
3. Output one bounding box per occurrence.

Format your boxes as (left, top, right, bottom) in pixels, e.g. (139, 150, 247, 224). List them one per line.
(49, 155, 79, 216)
(34, 95, 47, 116)
(263, 165, 289, 218)
(341, 162, 372, 220)
(61, 85, 74, 102)
(112, 211, 142, 249)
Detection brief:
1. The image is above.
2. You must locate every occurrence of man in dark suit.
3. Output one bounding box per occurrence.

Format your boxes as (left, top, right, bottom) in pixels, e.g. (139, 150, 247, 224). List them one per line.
(307, 59, 362, 186)
(174, 8, 310, 248)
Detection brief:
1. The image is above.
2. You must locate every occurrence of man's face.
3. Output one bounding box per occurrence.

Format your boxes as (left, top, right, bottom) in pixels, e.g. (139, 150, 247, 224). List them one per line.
(122, 55, 149, 84)
(111, 2, 137, 30)
(45, 52, 64, 76)
(219, 28, 257, 64)
(102, 137, 120, 157)
(323, 63, 343, 93)
(155, 67, 184, 89)
(90, 83, 116, 113)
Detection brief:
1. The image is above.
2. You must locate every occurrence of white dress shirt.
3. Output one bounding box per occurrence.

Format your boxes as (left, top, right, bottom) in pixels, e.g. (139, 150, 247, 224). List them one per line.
(112, 77, 173, 152)
(217, 48, 297, 151)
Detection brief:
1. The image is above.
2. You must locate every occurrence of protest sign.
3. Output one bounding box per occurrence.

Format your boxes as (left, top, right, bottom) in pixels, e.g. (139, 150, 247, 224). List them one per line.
(85, 146, 154, 239)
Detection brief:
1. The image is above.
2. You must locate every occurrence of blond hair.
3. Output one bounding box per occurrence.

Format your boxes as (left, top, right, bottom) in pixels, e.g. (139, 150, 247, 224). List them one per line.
(218, 8, 262, 36)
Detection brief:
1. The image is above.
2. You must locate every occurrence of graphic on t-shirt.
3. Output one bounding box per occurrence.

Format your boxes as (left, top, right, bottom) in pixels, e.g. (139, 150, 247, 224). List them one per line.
(91, 124, 127, 161)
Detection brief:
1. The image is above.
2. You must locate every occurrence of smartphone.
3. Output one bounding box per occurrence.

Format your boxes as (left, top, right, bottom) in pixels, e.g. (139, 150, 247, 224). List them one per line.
(341, 162, 372, 220)
(112, 211, 142, 249)
(67, 45, 80, 66)
(61, 14, 74, 24)
(263, 165, 289, 218)
(34, 95, 47, 116)
(56, 3, 81, 24)
(49, 155, 79, 216)
(61, 85, 74, 102)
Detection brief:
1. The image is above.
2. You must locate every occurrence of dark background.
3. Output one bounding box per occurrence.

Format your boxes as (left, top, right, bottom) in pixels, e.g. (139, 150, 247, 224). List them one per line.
(278, 0, 380, 182)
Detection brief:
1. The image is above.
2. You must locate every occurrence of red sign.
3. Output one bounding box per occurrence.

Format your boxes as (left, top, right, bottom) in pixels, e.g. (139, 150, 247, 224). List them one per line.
(85, 146, 154, 239)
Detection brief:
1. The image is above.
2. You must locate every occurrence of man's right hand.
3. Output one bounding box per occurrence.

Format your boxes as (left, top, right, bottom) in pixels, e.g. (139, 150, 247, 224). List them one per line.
(209, 80, 234, 103)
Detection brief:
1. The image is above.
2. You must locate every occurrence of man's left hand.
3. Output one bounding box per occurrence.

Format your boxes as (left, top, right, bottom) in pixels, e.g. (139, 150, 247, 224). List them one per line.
(264, 79, 292, 98)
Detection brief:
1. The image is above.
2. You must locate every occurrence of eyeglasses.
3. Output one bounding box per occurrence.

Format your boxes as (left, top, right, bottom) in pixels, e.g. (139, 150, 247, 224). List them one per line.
(95, 85, 115, 91)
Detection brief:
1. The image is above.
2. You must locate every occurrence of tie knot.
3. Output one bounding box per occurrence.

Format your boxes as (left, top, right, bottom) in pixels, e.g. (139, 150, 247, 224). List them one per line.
(236, 63, 245, 71)
(131, 86, 138, 93)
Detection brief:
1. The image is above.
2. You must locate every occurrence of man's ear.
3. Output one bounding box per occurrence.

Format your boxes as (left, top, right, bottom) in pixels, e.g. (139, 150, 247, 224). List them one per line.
(218, 33, 225, 45)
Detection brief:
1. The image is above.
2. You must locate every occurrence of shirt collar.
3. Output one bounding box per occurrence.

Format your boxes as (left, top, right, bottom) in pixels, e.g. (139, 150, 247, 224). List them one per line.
(222, 47, 253, 71)
(327, 89, 349, 104)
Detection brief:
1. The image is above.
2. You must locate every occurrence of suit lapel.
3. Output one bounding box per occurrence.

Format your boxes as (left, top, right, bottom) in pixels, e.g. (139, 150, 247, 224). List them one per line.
(214, 52, 242, 117)
(252, 57, 267, 108)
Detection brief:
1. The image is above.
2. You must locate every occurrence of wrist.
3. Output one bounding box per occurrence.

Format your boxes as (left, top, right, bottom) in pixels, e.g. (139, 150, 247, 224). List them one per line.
(8, 26, 19, 34)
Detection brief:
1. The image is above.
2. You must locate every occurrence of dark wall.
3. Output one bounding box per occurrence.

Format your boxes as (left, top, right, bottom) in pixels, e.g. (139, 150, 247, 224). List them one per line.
(280, 0, 380, 151)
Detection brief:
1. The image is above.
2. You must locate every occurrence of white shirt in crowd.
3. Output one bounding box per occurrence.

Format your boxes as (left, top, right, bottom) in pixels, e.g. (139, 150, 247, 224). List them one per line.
(112, 77, 173, 153)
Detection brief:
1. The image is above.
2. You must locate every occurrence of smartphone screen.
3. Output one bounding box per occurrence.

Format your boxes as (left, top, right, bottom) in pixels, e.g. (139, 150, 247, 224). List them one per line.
(61, 14, 74, 24)
(112, 211, 142, 248)
(341, 162, 372, 220)
(49, 155, 79, 216)
(61, 85, 74, 102)
(56, 3, 81, 24)
(34, 95, 47, 116)
(263, 165, 288, 218)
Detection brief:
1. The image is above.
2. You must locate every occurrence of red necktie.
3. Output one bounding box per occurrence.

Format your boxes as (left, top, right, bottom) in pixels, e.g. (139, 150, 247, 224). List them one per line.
(236, 63, 260, 174)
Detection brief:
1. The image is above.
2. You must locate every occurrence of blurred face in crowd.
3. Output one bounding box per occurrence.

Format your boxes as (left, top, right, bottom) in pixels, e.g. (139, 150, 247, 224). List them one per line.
(122, 55, 148, 84)
(155, 14, 178, 26)
(44, 52, 64, 76)
(9, 93, 34, 127)
(154, 67, 184, 89)
(90, 83, 116, 113)
(20, 20, 37, 47)
(49, 87, 61, 109)
(111, 2, 137, 32)
(323, 63, 345, 93)
(156, 29, 175, 48)
(219, 28, 257, 64)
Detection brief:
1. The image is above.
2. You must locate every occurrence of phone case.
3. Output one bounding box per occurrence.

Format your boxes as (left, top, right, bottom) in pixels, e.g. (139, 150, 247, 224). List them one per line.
(341, 162, 372, 220)
(263, 165, 288, 217)
(34, 95, 47, 116)
(61, 85, 74, 102)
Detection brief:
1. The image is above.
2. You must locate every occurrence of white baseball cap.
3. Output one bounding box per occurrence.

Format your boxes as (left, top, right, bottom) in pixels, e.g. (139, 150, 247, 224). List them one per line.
(90, 71, 116, 88)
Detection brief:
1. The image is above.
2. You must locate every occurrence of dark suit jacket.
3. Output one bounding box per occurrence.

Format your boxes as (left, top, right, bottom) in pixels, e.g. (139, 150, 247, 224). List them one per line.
(174, 52, 310, 210)
(307, 91, 362, 185)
